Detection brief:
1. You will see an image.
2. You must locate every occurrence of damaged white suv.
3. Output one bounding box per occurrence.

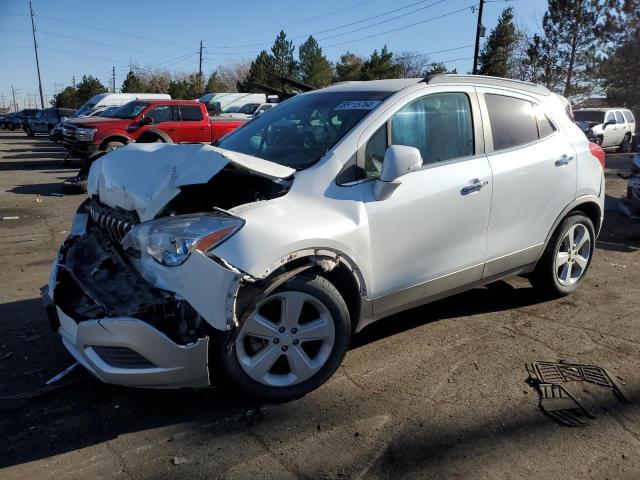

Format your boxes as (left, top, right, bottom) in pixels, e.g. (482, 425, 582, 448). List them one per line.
(43, 75, 605, 401)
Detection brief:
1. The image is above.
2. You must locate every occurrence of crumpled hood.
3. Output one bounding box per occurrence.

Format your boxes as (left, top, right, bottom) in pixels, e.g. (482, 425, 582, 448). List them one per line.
(87, 143, 295, 221)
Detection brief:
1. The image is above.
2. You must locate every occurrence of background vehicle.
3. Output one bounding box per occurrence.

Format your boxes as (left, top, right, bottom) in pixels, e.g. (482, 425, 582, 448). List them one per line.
(198, 92, 268, 115)
(219, 102, 275, 119)
(45, 75, 605, 402)
(62, 99, 245, 157)
(2, 109, 40, 130)
(574, 107, 635, 152)
(24, 108, 76, 136)
(75, 93, 171, 117)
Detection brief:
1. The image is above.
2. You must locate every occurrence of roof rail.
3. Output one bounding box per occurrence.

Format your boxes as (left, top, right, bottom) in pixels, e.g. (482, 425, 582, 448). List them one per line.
(422, 74, 552, 96)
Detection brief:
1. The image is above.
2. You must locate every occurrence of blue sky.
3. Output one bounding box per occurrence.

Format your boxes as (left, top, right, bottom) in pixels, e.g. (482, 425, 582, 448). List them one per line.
(0, 0, 548, 108)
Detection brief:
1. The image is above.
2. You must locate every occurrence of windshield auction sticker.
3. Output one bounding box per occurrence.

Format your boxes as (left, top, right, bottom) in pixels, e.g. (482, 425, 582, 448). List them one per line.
(335, 101, 381, 110)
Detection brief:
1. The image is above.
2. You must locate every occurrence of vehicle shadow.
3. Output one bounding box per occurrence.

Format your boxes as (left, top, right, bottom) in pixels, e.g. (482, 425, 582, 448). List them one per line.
(1, 152, 66, 160)
(0, 160, 73, 171)
(8, 182, 70, 196)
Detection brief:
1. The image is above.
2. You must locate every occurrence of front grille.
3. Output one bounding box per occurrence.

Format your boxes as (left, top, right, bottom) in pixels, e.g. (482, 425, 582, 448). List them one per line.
(90, 346, 156, 369)
(90, 200, 139, 243)
(62, 123, 77, 141)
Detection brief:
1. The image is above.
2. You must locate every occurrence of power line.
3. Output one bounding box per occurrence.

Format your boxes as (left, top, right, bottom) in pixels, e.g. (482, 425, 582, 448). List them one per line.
(35, 13, 193, 49)
(323, 4, 476, 48)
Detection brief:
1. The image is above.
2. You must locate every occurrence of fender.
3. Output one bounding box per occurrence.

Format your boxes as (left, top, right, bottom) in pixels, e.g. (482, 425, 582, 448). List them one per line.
(135, 129, 174, 144)
(537, 194, 603, 263)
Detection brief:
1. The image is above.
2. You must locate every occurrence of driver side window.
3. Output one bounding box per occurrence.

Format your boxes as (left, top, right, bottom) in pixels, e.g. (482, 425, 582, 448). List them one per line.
(147, 105, 173, 123)
(605, 111, 615, 123)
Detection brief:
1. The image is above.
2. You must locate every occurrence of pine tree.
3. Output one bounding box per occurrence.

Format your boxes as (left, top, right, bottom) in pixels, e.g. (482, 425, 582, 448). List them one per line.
(52, 86, 79, 108)
(205, 71, 229, 92)
(75, 75, 108, 105)
(359, 46, 402, 80)
(334, 52, 363, 81)
(298, 36, 332, 87)
(121, 69, 145, 93)
(424, 62, 457, 76)
(541, 0, 608, 97)
(478, 7, 518, 78)
(270, 31, 297, 88)
(237, 51, 275, 92)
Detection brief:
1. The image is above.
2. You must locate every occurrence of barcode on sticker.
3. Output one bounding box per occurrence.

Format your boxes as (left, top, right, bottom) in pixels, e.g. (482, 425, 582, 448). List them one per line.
(335, 101, 381, 110)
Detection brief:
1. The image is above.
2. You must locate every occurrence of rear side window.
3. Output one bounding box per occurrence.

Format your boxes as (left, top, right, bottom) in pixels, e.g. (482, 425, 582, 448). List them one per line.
(180, 105, 203, 121)
(623, 111, 634, 123)
(485, 94, 539, 150)
(534, 105, 557, 139)
(390, 92, 474, 165)
(614, 111, 625, 123)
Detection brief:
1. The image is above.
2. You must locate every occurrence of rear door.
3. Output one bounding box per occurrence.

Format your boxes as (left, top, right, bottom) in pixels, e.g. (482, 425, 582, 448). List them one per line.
(478, 89, 577, 277)
(31, 110, 47, 132)
(176, 104, 210, 143)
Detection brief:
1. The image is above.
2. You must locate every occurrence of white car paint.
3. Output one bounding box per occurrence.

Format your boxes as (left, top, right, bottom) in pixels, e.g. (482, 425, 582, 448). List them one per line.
(49, 75, 605, 389)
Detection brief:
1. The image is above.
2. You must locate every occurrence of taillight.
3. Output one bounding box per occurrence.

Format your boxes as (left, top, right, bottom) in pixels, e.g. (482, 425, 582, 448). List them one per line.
(589, 142, 606, 169)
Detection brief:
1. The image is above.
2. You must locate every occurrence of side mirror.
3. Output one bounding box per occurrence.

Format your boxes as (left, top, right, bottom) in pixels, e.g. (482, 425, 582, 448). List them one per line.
(139, 116, 153, 126)
(374, 145, 423, 200)
(604, 119, 616, 128)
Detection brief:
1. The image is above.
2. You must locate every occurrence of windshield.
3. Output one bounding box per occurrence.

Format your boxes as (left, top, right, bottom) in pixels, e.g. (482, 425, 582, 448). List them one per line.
(224, 105, 242, 113)
(98, 106, 119, 117)
(217, 91, 391, 169)
(574, 111, 605, 123)
(110, 101, 148, 119)
(76, 101, 97, 117)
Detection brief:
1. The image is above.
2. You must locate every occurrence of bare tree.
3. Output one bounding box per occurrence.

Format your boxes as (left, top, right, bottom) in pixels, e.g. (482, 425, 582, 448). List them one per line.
(394, 51, 433, 78)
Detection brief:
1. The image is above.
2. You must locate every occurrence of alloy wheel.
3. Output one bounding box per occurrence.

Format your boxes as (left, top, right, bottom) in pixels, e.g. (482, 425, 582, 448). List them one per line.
(555, 223, 591, 286)
(235, 291, 336, 387)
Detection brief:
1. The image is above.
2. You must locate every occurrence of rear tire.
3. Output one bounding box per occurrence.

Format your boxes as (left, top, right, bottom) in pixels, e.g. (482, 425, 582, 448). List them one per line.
(530, 214, 595, 297)
(212, 274, 351, 402)
(25, 126, 34, 137)
(618, 134, 631, 153)
(8, 123, 15, 131)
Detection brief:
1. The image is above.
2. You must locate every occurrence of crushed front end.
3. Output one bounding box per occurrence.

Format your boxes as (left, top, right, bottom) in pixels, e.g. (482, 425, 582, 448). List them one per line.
(42, 199, 243, 388)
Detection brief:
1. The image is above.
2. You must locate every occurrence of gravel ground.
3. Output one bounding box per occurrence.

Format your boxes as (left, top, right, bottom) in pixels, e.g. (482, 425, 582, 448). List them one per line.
(0, 130, 639, 480)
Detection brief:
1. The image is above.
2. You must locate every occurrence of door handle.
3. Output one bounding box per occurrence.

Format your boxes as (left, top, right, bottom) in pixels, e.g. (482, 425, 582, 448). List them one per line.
(167, 128, 176, 132)
(461, 179, 489, 195)
(198, 127, 206, 131)
(555, 154, 574, 166)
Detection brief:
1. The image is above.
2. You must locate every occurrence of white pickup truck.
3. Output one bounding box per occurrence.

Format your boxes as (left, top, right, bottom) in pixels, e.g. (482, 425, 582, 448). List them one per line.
(574, 107, 636, 152)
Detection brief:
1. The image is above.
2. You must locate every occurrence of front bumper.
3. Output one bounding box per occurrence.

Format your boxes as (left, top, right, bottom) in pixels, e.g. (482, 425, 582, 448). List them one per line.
(43, 203, 242, 388)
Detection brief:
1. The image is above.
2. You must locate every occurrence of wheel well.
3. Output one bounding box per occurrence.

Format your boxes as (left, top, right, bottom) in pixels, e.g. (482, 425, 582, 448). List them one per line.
(569, 202, 601, 233)
(99, 136, 129, 150)
(136, 130, 173, 144)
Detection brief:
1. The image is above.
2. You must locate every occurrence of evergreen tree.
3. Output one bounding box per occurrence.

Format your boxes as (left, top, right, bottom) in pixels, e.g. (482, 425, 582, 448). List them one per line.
(298, 36, 332, 87)
(52, 86, 79, 108)
(269, 30, 297, 88)
(334, 52, 363, 81)
(121, 69, 145, 93)
(541, 0, 608, 97)
(424, 62, 457, 76)
(237, 51, 274, 92)
(478, 7, 518, 78)
(75, 75, 108, 105)
(205, 71, 229, 92)
(169, 73, 205, 99)
(359, 46, 402, 80)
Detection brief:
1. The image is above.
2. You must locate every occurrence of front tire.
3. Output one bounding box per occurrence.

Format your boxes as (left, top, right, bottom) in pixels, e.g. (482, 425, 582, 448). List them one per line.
(103, 140, 125, 152)
(25, 126, 34, 137)
(530, 214, 595, 297)
(214, 274, 351, 402)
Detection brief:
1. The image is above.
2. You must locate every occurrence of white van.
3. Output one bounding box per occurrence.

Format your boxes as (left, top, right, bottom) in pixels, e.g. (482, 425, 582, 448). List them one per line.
(198, 93, 267, 115)
(75, 93, 171, 117)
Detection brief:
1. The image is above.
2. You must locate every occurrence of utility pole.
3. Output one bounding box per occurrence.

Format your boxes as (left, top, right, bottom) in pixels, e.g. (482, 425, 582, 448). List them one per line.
(72, 76, 76, 88)
(29, 1, 45, 109)
(0, 94, 5, 109)
(199, 41, 203, 78)
(112, 66, 116, 93)
(472, 0, 485, 75)
(11, 85, 18, 112)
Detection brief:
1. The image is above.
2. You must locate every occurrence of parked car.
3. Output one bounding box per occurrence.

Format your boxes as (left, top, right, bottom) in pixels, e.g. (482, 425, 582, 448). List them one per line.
(219, 102, 275, 119)
(24, 108, 76, 136)
(62, 99, 246, 157)
(43, 75, 605, 401)
(2, 109, 39, 130)
(75, 93, 171, 117)
(198, 92, 269, 115)
(0, 113, 16, 129)
(622, 150, 640, 216)
(574, 108, 635, 152)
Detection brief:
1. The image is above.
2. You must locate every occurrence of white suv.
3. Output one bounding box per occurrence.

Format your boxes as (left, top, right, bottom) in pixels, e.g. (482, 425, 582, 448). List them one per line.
(574, 107, 635, 152)
(43, 75, 606, 401)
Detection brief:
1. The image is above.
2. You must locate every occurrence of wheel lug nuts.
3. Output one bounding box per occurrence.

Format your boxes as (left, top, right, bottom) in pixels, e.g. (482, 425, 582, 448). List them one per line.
(278, 327, 285, 333)
(273, 338, 280, 344)
(291, 328, 297, 334)
(292, 339, 299, 345)
(281, 345, 288, 351)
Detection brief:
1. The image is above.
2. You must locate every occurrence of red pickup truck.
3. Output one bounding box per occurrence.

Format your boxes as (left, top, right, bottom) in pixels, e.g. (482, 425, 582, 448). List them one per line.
(62, 99, 246, 157)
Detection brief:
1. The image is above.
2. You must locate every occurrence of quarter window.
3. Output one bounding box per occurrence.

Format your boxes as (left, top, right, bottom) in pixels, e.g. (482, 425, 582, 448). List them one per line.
(147, 105, 173, 123)
(622, 111, 634, 123)
(390, 92, 474, 165)
(180, 105, 203, 121)
(485, 94, 539, 150)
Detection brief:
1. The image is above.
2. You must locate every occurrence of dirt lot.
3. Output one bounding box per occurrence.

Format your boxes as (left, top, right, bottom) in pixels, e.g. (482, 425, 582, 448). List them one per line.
(0, 129, 639, 480)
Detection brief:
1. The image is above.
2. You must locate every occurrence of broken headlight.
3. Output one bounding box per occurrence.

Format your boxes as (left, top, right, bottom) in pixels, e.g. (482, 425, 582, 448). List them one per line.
(122, 213, 244, 267)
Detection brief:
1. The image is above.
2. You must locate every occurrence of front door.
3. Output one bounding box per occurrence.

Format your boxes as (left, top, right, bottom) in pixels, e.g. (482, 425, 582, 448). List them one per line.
(142, 105, 180, 141)
(362, 89, 492, 316)
(478, 89, 577, 277)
